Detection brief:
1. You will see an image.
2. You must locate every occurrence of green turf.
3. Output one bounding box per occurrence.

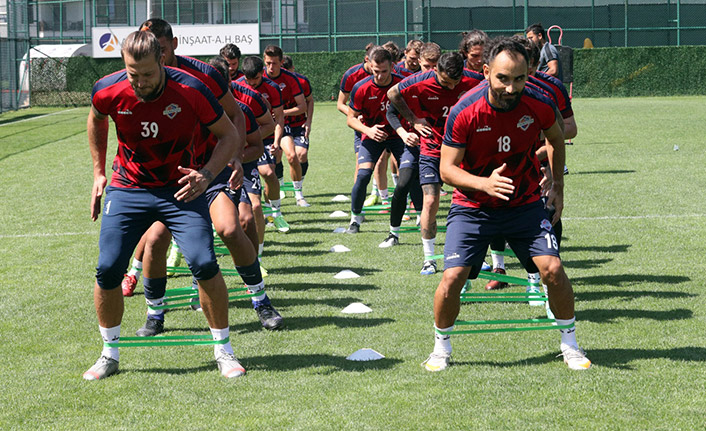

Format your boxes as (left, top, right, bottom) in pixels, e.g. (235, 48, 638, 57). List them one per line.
(1, 98, 704, 430)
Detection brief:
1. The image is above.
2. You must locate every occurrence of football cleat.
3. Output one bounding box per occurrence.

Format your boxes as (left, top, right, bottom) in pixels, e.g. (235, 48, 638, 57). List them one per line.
(421, 352, 450, 372)
(378, 233, 399, 248)
(82, 356, 119, 381)
(484, 268, 509, 290)
(559, 345, 592, 370)
(121, 274, 137, 297)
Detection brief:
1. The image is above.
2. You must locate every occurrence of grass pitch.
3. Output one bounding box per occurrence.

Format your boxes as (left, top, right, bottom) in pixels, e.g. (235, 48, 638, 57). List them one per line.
(0, 98, 704, 430)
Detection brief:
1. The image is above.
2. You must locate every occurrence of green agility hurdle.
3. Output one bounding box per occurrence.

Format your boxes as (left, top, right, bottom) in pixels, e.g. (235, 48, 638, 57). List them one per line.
(105, 335, 229, 348)
(149, 286, 259, 311)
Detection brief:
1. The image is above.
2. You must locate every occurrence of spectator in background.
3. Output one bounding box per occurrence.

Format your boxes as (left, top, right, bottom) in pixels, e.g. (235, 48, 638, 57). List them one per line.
(526, 23, 563, 81)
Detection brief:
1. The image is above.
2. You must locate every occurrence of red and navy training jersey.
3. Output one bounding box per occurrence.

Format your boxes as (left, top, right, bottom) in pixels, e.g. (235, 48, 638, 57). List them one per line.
(442, 81, 557, 208)
(349, 73, 405, 141)
(394, 64, 414, 77)
(397, 69, 483, 158)
(235, 76, 282, 139)
(176, 55, 229, 100)
(197, 100, 259, 164)
(231, 80, 269, 119)
(340, 62, 371, 93)
(91, 67, 223, 189)
(264, 68, 303, 125)
(286, 71, 312, 128)
(535, 71, 573, 119)
(231, 70, 245, 81)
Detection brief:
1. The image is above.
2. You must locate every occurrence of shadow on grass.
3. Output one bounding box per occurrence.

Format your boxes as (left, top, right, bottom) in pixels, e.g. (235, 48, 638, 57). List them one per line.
(576, 308, 693, 323)
(572, 274, 690, 287)
(575, 290, 697, 302)
(562, 258, 613, 269)
(458, 346, 706, 370)
(569, 169, 636, 175)
(269, 281, 379, 292)
(263, 239, 323, 248)
(561, 244, 631, 253)
(266, 265, 380, 276)
(270, 296, 371, 308)
(246, 353, 402, 372)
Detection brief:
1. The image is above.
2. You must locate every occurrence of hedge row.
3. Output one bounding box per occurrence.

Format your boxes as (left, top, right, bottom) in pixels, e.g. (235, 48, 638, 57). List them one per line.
(31, 45, 706, 106)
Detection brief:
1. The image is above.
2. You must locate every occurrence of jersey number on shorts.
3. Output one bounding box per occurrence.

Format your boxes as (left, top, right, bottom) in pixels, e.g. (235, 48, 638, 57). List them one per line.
(141, 122, 159, 138)
(544, 233, 558, 250)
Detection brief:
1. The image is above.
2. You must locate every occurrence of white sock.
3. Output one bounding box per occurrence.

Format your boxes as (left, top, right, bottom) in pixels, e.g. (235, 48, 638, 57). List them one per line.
(556, 317, 578, 349)
(145, 297, 165, 319)
(389, 225, 400, 237)
(247, 281, 266, 302)
(433, 325, 453, 356)
(379, 189, 389, 200)
(270, 199, 282, 217)
(258, 243, 264, 259)
(99, 325, 121, 361)
(351, 213, 364, 225)
(422, 237, 436, 260)
(491, 251, 505, 270)
(371, 178, 379, 196)
(210, 327, 234, 355)
(278, 177, 284, 187)
(127, 259, 142, 277)
(293, 181, 303, 199)
(392, 173, 399, 187)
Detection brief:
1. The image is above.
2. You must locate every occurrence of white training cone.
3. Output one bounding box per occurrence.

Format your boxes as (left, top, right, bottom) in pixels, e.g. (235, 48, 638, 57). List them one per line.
(341, 302, 372, 314)
(330, 245, 351, 253)
(333, 227, 346, 233)
(334, 269, 360, 279)
(332, 194, 350, 202)
(329, 210, 348, 218)
(346, 348, 385, 361)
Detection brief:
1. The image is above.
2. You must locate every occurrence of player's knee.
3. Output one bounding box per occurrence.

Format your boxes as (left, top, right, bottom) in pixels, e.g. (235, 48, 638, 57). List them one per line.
(95, 264, 123, 291)
(145, 227, 172, 253)
(216, 221, 242, 244)
(356, 167, 373, 183)
(540, 258, 565, 283)
(188, 254, 220, 281)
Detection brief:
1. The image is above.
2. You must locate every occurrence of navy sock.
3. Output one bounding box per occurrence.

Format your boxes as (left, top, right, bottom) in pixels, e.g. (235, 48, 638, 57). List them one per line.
(301, 161, 309, 177)
(351, 168, 373, 214)
(236, 258, 263, 286)
(275, 161, 284, 180)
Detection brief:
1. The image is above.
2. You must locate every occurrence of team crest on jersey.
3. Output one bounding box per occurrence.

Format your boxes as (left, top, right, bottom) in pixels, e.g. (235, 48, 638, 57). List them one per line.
(540, 219, 552, 231)
(278, 83, 286, 90)
(517, 115, 534, 131)
(163, 104, 182, 119)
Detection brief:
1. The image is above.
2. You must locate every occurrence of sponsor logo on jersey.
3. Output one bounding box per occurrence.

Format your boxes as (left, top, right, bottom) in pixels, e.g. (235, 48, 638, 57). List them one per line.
(163, 104, 182, 119)
(476, 125, 492, 132)
(517, 115, 535, 131)
(368, 95, 378, 100)
(427, 96, 439, 100)
(540, 219, 552, 231)
(117, 109, 133, 115)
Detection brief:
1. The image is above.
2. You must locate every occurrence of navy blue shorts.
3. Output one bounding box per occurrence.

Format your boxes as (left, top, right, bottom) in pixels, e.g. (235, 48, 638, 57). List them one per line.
(443, 200, 560, 277)
(419, 154, 441, 185)
(399, 144, 419, 171)
(353, 131, 362, 154)
(257, 137, 276, 166)
(285, 125, 309, 149)
(95, 186, 219, 290)
(358, 137, 404, 166)
(242, 160, 261, 197)
(204, 167, 240, 208)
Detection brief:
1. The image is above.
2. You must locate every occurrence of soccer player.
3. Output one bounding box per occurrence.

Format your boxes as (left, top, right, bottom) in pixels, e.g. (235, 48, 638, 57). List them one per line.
(220, 43, 244, 80)
(282, 54, 314, 207)
(397, 39, 423, 73)
(422, 37, 591, 372)
(418, 42, 442, 72)
(384, 52, 483, 274)
(459, 29, 489, 73)
(237, 55, 291, 233)
(263, 45, 307, 205)
(345, 47, 405, 233)
(84, 31, 245, 380)
(526, 23, 564, 81)
(119, 18, 247, 296)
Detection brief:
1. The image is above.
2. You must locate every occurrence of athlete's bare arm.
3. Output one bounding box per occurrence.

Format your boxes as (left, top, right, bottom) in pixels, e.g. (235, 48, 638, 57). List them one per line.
(304, 93, 314, 139)
(255, 112, 275, 139)
(346, 107, 387, 143)
(542, 120, 566, 224)
(336, 91, 350, 115)
(283, 93, 306, 117)
(87, 106, 110, 221)
(440, 145, 515, 201)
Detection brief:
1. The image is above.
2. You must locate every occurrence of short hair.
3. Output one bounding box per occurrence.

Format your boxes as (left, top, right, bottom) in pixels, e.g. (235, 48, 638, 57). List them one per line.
(405, 39, 424, 54)
(368, 46, 393, 65)
(264, 45, 283, 60)
(208, 56, 230, 82)
(511, 35, 540, 69)
(121, 30, 162, 63)
(436, 52, 465, 80)
(459, 29, 489, 56)
(220, 43, 241, 60)
(526, 23, 546, 39)
(282, 55, 293, 70)
(483, 36, 529, 69)
(382, 41, 402, 61)
(420, 42, 441, 63)
(242, 56, 265, 79)
(139, 18, 173, 40)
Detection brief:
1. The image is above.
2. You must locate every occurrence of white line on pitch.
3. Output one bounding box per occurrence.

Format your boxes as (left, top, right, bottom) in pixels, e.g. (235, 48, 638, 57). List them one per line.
(0, 108, 80, 126)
